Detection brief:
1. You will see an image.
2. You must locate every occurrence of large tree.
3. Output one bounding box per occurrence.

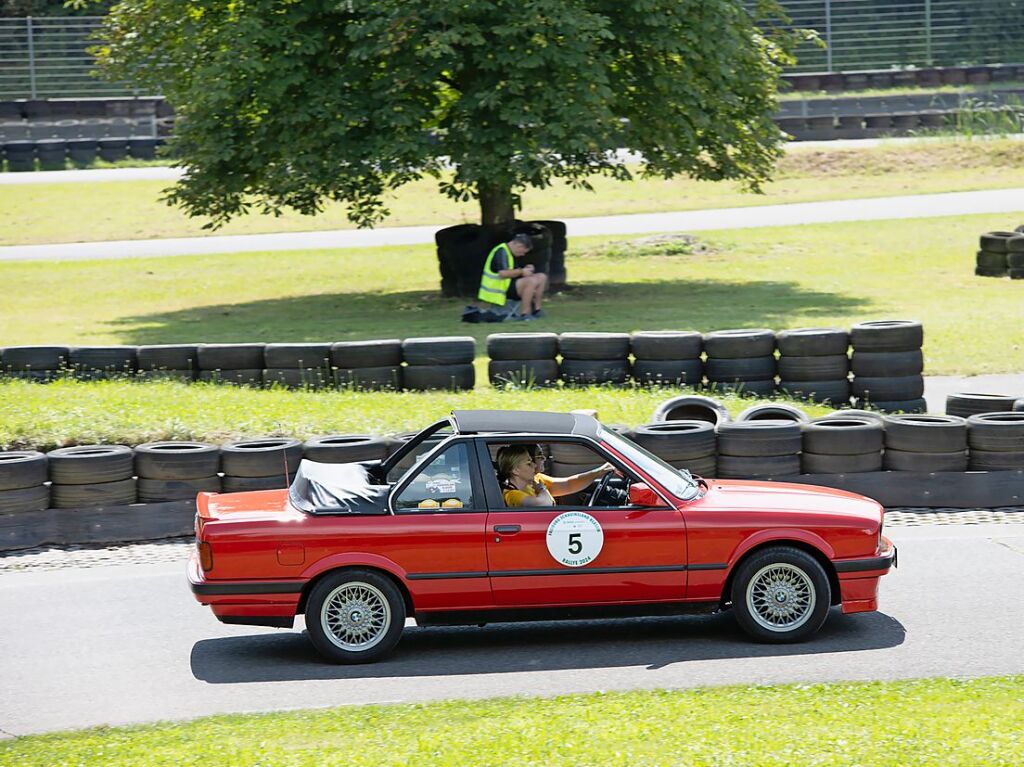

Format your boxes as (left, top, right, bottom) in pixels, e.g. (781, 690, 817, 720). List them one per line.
(96, 0, 799, 228)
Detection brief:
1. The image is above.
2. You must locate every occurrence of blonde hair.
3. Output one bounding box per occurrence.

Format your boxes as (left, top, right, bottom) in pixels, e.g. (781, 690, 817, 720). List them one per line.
(496, 445, 533, 486)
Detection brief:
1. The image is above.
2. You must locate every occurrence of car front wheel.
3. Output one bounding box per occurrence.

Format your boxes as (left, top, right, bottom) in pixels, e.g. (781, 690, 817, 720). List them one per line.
(731, 546, 831, 643)
(306, 569, 406, 663)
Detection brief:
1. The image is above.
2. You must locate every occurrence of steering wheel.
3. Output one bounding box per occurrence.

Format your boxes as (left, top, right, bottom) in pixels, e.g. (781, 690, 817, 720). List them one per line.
(587, 471, 615, 507)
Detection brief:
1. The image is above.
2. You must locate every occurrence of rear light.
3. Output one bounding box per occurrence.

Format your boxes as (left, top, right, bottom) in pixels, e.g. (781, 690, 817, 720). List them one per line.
(198, 541, 213, 572)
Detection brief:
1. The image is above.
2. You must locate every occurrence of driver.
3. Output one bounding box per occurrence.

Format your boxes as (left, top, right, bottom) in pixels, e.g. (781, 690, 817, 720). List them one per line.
(496, 444, 618, 507)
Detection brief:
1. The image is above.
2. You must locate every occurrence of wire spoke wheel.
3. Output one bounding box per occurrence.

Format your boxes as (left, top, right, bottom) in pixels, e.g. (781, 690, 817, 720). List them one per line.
(745, 563, 816, 632)
(320, 581, 392, 651)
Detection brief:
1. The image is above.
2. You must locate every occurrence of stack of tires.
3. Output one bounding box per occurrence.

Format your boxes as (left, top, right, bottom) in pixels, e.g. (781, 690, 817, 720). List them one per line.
(558, 332, 630, 385)
(534, 220, 568, 288)
(628, 422, 717, 477)
(630, 331, 703, 387)
(703, 329, 776, 397)
(303, 435, 392, 464)
(548, 440, 603, 478)
(47, 445, 137, 508)
(0, 346, 68, 382)
(402, 337, 476, 391)
(850, 320, 926, 413)
(652, 394, 731, 428)
(486, 333, 559, 387)
(800, 415, 884, 474)
(134, 442, 221, 502)
(882, 415, 968, 471)
(736, 403, 809, 424)
(946, 392, 1021, 418)
(967, 413, 1024, 471)
(136, 344, 200, 382)
(0, 451, 49, 514)
(435, 224, 484, 297)
(331, 339, 403, 391)
(197, 344, 265, 386)
(975, 231, 1024, 279)
(262, 343, 332, 389)
(776, 328, 851, 406)
(69, 346, 137, 380)
(715, 421, 801, 478)
(220, 438, 303, 492)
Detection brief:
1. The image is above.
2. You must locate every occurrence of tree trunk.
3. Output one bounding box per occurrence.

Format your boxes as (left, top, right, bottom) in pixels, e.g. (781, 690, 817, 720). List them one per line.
(478, 181, 515, 226)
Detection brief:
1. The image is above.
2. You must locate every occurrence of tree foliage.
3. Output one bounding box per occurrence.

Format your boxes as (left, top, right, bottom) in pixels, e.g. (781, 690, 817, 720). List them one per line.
(96, 1, 799, 228)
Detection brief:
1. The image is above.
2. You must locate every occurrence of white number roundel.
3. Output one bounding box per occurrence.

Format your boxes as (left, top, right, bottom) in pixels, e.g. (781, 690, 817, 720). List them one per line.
(546, 511, 604, 567)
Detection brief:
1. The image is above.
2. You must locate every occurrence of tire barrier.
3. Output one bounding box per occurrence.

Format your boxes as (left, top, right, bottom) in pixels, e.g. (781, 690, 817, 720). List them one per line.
(628, 421, 717, 477)
(736, 403, 810, 423)
(136, 344, 199, 382)
(69, 346, 137, 380)
(946, 392, 1021, 418)
(46, 445, 136, 509)
(652, 394, 732, 427)
(849, 320, 926, 414)
(0, 452, 49, 513)
(966, 413, 1024, 471)
(220, 438, 303, 493)
(262, 343, 333, 390)
(401, 336, 475, 391)
(975, 230, 1024, 279)
(629, 331, 703, 387)
(134, 442, 221, 503)
(0, 345, 68, 382)
(487, 333, 559, 387)
(196, 343, 265, 386)
(302, 435, 391, 464)
(330, 339, 402, 391)
(702, 329, 776, 397)
(1, 136, 165, 171)
(715, 421, 802, 479)
(776, 327, 851, 406)
(559, 332, 631, 386)
(882, 415, 968, 472)
(801, 416, 885, 474)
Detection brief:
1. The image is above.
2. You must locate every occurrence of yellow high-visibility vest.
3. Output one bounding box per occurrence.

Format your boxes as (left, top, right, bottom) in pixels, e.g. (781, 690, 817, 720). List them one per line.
(478, 243, 513, 306)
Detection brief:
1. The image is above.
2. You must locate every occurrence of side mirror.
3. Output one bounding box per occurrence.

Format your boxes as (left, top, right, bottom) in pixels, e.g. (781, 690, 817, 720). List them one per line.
(628, 482, 659, 507)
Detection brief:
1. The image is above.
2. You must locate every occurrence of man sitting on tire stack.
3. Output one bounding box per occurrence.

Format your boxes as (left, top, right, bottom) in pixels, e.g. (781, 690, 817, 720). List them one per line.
(476, 233, 547, 321)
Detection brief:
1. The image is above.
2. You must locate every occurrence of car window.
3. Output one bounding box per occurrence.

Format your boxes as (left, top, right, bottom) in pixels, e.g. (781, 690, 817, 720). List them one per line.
(394, 442, 475, 511)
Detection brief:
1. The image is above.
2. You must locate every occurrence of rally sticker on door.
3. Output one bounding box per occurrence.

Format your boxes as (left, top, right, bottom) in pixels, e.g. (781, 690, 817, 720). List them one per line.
(546, 511, 604, 567)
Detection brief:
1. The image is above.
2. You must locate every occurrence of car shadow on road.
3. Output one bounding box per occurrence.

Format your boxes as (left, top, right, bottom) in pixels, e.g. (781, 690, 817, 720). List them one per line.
(190, 608, 905, 684)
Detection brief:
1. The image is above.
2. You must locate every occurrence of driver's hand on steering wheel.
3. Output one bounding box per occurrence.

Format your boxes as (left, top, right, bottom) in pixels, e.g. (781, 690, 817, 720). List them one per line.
(597, 462, 623, 478)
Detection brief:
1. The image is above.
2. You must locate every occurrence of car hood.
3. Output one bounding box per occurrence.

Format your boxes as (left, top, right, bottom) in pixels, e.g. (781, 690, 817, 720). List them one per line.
(696, 479, 883, 522)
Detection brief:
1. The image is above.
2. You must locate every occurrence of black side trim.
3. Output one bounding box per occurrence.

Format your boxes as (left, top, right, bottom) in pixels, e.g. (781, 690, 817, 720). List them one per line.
(216, 615, 295, 628)
(490, 564, 688, 578)
(407, 571, 489, 581)
(834, 553, 895, 573)
(416, 601, 719, 627)
(689, 563, 728, 571)
(191, 581, 304, 596)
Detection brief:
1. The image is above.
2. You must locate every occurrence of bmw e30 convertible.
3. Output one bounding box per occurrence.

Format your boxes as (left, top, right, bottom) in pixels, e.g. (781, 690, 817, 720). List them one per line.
(189, 409, 895, 663)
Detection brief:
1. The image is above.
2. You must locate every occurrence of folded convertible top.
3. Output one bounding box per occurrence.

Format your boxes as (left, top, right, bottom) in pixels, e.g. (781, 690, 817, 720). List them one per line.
(288, 459, 389, 515)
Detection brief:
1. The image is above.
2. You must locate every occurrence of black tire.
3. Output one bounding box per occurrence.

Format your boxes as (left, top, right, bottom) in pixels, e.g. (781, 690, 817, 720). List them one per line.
(197, 369, 263, 386)
(775, 328, 849, 357)
(263, 368, 332, 389)
(137, 476, 221, 502)
(305, 568, 406, 664)
(818, 409, 885, 422)
(703, 329, 775, 359)
(976, 250, 1008, 269)
(547, 460, 601, 477)
(403, 363, 475, 391)
(335, 366, 402, 391)
(979, 231, 1016, 253)
(221, 474, 290, 492)
(652, 395, 731, 426)
(1015, 399, 1024, 413)
(778, 379, 851, 405)
(488, 359, 560, 387)
(196, 344, 265, 370)
(717, 454, 801, 478)
(560, 359, 630, 385)
(1008, 251, 1024, 268)
(884, 448, 968, 472)
(730, 546, 831, 643)
(0, 484, 50, 513)
(672, 455, 716, 477)
(777, 355, 849, 381)
(631, 359, 703, 387)
(630, 331, 703, 360)
(716, 421, 802, 457)
(629, 421, 717, 461)
(946, 393, 1020, 418)
(0, 346, 68, 371)
(975, 266, 1008, 278)
(850, 350, 923, 377)
(883, 415, 967, 452)
(549, 441, 605, 465)
(486, 333, 558, 360)
(849, 320, 923, 352)
(69, 346, 137, 375)
(303, 435, 392, 464)
(854, 398, 927, 414)
(1010, 235, 1024, 253)
(0, 451, 48, 491)
(134, 442, 220, 480)
(330, 340, 402, 369)
(263, 343, 331, 369)
(736, 404, 809, 423)
(852, 375, 924, 401)
(136, 369, 195, 383)
(966, 412, 1024, 451)
(801, 451, 882, 474)
(136, 345, 200, 372)
(1010, 268, 1024, 280)
(558, 332, 631, 360)
(402, 337, 476, 366)
(968, 450, 1024, 471)
(705, 356, 776, 381)
(802, 417, 884, 455)
(220, 438, 304, 478)
(48, 445, 134, 485)
(51, 477, 137, 508)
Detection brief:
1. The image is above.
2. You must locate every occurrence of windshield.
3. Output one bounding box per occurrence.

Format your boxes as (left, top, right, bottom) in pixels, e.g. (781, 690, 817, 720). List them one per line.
(599, 427, 703, 501)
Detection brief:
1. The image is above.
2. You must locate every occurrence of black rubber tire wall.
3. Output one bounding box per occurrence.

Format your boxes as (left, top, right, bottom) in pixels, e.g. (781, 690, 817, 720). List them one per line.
(303, 435, 392, 463)
(335, 366, 402, 390)
(51, 478, 137, 508)
(850, 350, 923, 377)
(0, 346, 68, 370)
(801, 451, 882, 473)
(489, 359, 560, 387)
(966, 413, 1024, 451)
(776, 328, 849, 356)
(558, 333, 631, 360)
(220, 438, 304, 478)
(560, 359, 630, 385)
(0, 451, 48, 491)
(403, 364, 475, 391)
(849, 320, 923, 352)
(717, 454, 801, 478)
(703, 329, 775, 358)
(0, 484, 49, 513)
(716, 421, 802, 457)
(48, 445, 134, 485)
(652, 395, 731, 426)
(263, 343, 332, 369)
(630, 331, 702, 360)
(629, 421, 716, 461)
(134, 442, 221, 480)
(802, 418, 884, 454)
(137, 476, 221, 502)
(196, 344, 265, 370)
(777, 355, 849, 381)
(631, 359, 703, 386)
(403, 337, 476, 366)
(882, 415, 967, 452)
(330, 340, 402, 368)
(486, 333, 559, 360)
(883, 449, 968, 472)
(136, 345, 200, 371)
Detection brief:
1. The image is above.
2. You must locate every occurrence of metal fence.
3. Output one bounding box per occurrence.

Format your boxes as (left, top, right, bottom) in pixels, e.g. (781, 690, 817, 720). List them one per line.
(2, 4, 1024, 100)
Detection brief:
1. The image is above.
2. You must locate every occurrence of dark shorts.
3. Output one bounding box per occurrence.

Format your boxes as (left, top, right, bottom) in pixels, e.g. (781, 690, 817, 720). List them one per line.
(506, 279, 520, 299)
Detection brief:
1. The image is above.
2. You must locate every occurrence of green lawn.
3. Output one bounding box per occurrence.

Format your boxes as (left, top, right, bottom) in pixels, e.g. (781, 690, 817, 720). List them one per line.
(1, 212, 1022, 376)
(3, 139, 1024, 245)
(2, 677, 1022, 767)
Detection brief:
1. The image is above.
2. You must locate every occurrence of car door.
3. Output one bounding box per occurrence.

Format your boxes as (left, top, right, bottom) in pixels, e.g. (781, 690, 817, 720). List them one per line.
(479, 438, 688, 608)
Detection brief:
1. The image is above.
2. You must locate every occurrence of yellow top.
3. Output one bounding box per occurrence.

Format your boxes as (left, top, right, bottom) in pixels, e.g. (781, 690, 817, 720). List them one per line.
(503, 473, 554, 507)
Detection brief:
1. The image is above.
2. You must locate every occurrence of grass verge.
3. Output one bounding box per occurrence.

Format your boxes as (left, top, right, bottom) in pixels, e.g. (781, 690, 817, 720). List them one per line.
(2, 676, 1022, 766)
(3, 139, 1024, 245)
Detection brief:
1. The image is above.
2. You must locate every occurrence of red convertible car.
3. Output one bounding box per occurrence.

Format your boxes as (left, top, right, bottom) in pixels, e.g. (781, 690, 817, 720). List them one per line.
(189, 410, 895, 663)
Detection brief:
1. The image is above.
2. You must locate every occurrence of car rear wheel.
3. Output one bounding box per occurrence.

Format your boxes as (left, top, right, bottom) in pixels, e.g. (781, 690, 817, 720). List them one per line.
(306, 569, 405, 663)
(731, 547, 830, 643)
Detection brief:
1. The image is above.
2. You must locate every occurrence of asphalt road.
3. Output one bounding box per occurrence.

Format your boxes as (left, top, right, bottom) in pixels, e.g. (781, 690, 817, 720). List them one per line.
(1, 522, 1022, 736)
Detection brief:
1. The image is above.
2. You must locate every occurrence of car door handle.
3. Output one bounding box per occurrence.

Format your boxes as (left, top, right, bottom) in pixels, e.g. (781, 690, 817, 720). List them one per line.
(493, 524, 521, 534)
